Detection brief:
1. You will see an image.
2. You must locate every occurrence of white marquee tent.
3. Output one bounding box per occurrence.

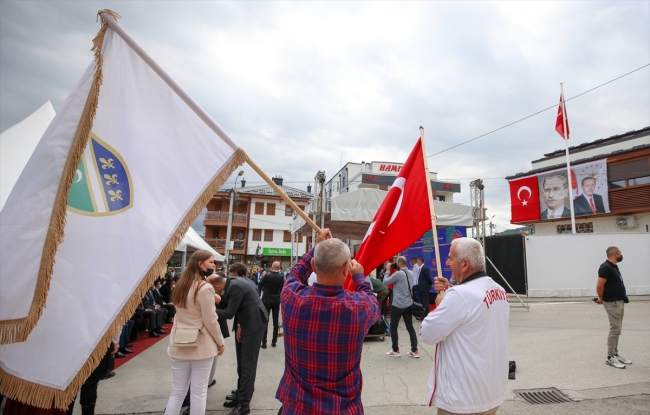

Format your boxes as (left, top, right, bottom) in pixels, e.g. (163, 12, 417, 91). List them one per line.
(0, 102, 222, 261)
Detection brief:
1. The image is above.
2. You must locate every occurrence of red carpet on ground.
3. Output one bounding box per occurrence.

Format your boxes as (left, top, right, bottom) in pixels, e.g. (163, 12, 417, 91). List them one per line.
(114, 323, 171, 369)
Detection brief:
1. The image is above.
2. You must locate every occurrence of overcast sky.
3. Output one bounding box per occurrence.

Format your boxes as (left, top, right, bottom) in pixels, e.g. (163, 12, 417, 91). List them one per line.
(1, 1, 648, 232)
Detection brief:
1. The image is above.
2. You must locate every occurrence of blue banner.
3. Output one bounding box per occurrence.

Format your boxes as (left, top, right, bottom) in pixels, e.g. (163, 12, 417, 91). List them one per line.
(400, 226, 467, 285)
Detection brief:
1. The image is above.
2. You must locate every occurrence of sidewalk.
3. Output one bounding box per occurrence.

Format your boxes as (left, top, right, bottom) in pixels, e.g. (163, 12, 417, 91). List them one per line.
(84, 298, 649, 414)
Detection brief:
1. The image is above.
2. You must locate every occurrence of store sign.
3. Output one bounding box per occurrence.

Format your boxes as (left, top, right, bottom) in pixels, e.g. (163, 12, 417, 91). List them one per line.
(262, 247, 292, 257)
(361, 174, 461, 193)
(378, 164, 403, 172)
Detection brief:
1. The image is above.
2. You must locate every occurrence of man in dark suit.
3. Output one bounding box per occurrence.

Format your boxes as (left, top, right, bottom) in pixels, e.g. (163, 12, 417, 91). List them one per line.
(540, 174, 572, 219)
(141, 289, 167, 337)
(574, 176, 606, 216)
(213, 263, 269, 415)
(417, 257, 433, 319)
(152, 281, 176, 323)
(258, 261, 285, 348)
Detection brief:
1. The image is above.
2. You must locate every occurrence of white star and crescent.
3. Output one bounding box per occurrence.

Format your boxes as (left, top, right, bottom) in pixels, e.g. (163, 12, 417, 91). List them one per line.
(362, 177, 407, 242)
(517, 185, 531, 206)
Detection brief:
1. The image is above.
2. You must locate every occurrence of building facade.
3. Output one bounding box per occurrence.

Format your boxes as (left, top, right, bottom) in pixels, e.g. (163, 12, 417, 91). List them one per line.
(203, 176, 312, 270)
(507, 126, 650, 235)
(326, 161, 461, 202)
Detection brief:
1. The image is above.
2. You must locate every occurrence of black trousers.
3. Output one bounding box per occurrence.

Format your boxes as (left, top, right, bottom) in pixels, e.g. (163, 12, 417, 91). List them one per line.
(390, 305, 418, 353)
(263, 302, 280, 346)
(131, 310, 144, 341)
(66, 348, 112, 415)
(237, 327, 265, 406)
(419, 290, 430, 318)
(162, 304, 176, 322)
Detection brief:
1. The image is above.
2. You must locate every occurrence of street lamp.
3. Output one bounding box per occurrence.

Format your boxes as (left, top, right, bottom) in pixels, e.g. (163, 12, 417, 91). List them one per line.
(224, 170, 244, 267)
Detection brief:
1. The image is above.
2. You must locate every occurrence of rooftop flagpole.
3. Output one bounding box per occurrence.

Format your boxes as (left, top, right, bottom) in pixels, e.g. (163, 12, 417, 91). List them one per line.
(560, 84, 577, 234)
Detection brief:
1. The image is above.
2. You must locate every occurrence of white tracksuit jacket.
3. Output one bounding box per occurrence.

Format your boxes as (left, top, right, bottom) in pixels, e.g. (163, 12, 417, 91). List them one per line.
(420, 275, 510, 413)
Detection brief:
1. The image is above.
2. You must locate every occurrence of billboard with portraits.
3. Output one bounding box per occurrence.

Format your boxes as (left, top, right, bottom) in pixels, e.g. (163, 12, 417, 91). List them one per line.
(538, 159, 610, 220)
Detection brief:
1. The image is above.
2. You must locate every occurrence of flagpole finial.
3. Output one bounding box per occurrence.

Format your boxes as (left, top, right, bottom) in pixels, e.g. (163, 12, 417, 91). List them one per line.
(419, 126, 424, 130)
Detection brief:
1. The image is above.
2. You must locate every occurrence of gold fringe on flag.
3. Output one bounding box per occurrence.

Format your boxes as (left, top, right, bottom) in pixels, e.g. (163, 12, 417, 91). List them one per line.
(0, 9, 120, 345)
(0, 9, 246, 409)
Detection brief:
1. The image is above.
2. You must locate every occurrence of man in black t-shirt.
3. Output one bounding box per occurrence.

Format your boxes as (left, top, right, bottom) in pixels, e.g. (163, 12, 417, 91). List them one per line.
(596, 246, 631, 369)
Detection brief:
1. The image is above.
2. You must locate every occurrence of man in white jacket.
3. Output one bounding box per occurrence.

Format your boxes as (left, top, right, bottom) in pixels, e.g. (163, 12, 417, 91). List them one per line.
(420, 238, 509, 415)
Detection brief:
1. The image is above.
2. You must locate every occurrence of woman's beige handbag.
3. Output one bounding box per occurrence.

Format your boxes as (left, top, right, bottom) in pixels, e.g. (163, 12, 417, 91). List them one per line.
(173, 327, 201, 347)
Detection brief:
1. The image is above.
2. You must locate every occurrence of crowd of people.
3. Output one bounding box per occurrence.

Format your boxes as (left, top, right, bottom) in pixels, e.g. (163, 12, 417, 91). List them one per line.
(5, 234, 633, 415)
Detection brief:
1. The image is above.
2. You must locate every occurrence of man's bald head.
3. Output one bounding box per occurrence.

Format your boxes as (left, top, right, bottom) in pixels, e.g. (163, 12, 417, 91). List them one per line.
(271, 261, 281, 271)
(313, 239, 351, 278)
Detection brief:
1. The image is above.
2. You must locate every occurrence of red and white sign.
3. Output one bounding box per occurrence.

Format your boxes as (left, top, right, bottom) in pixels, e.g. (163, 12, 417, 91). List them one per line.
(509, 176, 540, 223)
(378, 164, 403, 172)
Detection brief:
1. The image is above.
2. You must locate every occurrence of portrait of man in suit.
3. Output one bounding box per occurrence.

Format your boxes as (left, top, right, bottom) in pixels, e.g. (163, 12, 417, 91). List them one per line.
(574, 176, 606, 216)
(540, 173, 572, 219)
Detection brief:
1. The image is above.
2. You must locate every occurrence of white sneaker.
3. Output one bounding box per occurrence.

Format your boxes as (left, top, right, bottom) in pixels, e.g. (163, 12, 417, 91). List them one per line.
(386, 350, 401, 357)
(616, 355, 632, 364)
(606, 356, 625, 369)
(407, 350, 420, 358)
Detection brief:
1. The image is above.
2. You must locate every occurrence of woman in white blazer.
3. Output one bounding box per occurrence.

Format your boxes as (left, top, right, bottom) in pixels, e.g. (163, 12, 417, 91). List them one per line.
(164, 250, 225, 415)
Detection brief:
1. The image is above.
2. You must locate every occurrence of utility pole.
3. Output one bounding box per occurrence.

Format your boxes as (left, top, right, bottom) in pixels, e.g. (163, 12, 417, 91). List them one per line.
(224, 170, 244, 267)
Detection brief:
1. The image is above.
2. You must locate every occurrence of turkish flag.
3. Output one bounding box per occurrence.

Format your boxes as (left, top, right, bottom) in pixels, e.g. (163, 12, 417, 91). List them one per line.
(345, 138, 432, 290)
(555, 93, 570, 139)
(509, 176, 540, 223)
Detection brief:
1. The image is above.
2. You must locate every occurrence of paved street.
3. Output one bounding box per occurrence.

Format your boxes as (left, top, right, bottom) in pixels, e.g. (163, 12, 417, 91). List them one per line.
(82, 297, 649, 414)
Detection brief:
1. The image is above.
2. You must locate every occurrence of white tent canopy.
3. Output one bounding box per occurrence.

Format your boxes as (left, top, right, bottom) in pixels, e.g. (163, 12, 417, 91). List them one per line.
(0, 102, 219, 259)
(330, 188, 473, 225)
(177, 226, 224, 261)
(291, 188, 473, 241)
(0, 101, 56, 210)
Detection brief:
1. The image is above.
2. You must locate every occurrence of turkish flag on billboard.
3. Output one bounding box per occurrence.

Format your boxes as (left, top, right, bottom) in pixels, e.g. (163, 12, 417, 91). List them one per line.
(555, 93, 570, 139)
(345, 138, 432, 291)
(509, 176, 540, 223)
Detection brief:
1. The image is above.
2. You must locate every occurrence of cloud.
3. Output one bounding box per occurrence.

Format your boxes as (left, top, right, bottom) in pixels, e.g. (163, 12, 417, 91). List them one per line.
(1, 1, 648, 230)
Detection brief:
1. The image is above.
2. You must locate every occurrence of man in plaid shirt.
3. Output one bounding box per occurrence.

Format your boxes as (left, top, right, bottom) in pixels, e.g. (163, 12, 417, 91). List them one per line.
(276, 229, 381, 414)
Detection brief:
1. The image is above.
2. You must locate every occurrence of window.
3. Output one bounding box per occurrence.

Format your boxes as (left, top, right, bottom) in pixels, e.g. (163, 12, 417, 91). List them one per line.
(437, 195, 446, 202)
(285, 206, 294, 216)
(236, 231, 244, 240)
(254, 202, 264, 215)
(283, 231, 292, 242)
(629, 176, 650, 186)
(266, 203, 275, 215)
(252, 229, 261, 241)
(557, 222, 593, 234)
(264, 229, 274, 241)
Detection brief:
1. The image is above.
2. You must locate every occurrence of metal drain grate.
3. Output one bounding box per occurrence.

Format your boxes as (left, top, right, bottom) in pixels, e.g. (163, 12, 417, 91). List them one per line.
(514, 388, 573, 404)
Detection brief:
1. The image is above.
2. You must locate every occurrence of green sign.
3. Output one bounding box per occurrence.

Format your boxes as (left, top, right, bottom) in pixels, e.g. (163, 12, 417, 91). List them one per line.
(262, 247, 291, 257)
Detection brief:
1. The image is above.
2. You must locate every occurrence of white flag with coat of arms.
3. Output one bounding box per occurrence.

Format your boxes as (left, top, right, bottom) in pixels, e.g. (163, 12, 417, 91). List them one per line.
(0, 12, 244, 408)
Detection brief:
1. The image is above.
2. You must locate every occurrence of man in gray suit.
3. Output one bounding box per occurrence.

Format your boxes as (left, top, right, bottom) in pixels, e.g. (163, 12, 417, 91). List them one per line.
(540, 174, 572, 219)
(213, 263, 268, 415)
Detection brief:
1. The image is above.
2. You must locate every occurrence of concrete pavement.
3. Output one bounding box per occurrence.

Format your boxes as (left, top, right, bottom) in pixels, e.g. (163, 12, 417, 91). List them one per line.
(82, 297, 650, 414)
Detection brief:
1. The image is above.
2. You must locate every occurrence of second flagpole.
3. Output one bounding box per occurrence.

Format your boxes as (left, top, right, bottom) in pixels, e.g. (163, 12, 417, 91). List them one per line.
(560, 84, 577, 234)
(419, 127, 444, 282)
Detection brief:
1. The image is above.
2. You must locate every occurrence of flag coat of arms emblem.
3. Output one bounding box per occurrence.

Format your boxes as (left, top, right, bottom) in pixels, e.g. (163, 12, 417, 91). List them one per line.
(68, 132, 133, 215)
(0, 12, 245, 408)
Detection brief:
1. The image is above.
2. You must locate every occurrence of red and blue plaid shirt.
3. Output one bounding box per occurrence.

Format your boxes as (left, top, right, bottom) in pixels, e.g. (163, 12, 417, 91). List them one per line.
(275, 249, 381, 415)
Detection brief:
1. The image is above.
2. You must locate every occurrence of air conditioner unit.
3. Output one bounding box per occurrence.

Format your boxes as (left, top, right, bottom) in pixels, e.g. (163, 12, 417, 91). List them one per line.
(616, 215, 636, 229)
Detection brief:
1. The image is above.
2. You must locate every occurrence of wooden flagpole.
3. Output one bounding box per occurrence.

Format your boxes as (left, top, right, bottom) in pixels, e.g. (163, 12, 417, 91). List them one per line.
(419, 127, 444, 280)
(99, 13, 322, 235)
(244, 153, 322, 233)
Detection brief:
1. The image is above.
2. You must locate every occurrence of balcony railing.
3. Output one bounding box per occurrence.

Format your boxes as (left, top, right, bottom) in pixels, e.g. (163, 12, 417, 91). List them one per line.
(204, 238, 245, 250)
(205, 212, 247, 223)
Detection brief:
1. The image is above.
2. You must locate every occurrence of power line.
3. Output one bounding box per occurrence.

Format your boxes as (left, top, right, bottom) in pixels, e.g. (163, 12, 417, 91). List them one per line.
(427, 63, 650, 158)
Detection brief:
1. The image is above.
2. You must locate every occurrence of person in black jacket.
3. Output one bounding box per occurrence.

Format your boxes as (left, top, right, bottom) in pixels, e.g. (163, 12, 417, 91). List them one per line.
(212, 263, 268, 415)
(153, 280, 176, 323)
(258, 261, 285, 348)
(417, 258, 433, 319)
